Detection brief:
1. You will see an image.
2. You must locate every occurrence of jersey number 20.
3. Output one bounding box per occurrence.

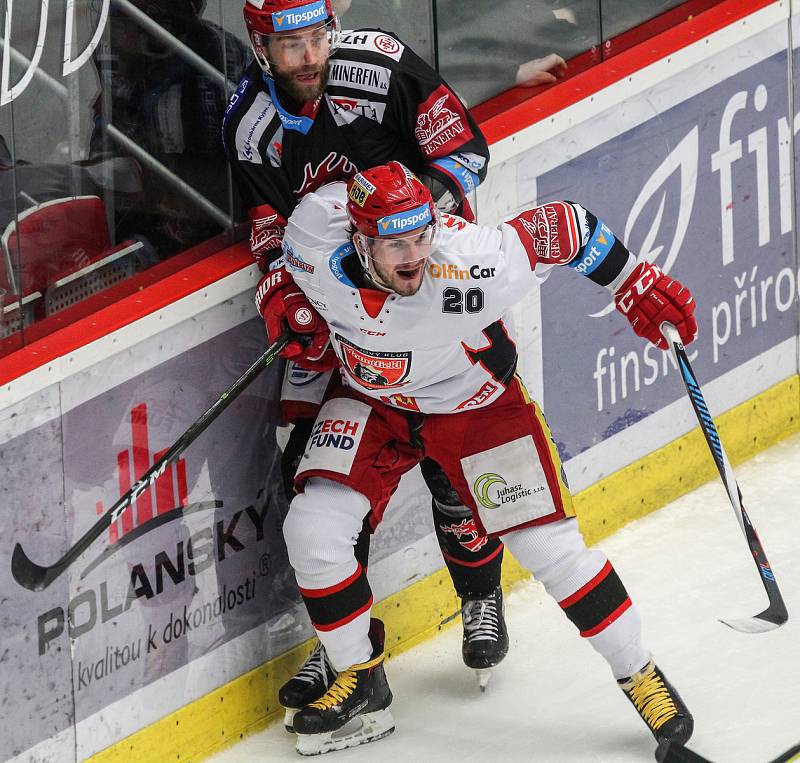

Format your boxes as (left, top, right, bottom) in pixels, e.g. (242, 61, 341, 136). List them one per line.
(442, 287, 484, 314)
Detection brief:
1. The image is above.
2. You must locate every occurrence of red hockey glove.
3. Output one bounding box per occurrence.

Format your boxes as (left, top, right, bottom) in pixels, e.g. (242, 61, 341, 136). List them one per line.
(614, 261, 697, 350)
(255, 267, 338, 371)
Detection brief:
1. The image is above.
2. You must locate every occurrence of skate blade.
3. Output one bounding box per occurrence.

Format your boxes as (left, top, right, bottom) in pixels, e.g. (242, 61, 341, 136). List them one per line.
(295, 708, 395, 756)
(284, 707, 298, 733)
(475, 669, 492, 692)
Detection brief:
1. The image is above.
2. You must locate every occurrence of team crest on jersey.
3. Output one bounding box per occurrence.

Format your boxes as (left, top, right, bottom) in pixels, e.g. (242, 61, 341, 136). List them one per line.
(337, 335, 411, 389)
(340, 31, 405, 61)
(507, 202, 581, 268)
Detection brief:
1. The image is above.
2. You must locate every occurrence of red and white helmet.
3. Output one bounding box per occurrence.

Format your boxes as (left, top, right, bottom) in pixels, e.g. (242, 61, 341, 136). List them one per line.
(346, 162, 438, 287)
(243, 0, 340, 74)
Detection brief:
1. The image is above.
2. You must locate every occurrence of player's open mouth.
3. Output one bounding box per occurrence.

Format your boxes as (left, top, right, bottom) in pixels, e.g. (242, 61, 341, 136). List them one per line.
(396, 263, 424, 280)
(296, 71, 319, 83)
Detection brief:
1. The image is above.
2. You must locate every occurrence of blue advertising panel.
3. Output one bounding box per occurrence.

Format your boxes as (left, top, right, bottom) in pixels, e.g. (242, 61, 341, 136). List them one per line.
(535, 51, 796, 460)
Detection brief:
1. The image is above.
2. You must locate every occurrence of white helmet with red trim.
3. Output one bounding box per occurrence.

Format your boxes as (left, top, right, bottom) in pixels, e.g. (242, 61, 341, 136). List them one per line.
(243, 0, 341, 75)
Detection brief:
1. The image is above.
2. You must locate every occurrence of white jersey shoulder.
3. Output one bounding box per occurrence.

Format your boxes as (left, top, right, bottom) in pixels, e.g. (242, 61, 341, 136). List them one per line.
(283, 183, 350, 292)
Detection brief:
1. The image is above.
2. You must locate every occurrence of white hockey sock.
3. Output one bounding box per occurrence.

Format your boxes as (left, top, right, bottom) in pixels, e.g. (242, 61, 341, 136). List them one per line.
(316, 610, 373, 673)
(283, 477, 374, 672)
(502, 519, 650, 680)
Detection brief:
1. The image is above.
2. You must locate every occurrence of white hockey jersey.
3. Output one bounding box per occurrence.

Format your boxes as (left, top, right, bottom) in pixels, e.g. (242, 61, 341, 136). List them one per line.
(281, 182, 635, 415)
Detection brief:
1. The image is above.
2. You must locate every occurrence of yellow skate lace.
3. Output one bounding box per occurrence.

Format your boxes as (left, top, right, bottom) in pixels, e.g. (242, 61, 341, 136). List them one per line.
(624, 667, 677, 731)
(308, 654, 384, 711)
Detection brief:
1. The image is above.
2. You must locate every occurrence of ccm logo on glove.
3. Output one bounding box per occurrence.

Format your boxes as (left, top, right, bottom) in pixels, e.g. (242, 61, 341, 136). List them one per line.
(614, 261, 697, 350)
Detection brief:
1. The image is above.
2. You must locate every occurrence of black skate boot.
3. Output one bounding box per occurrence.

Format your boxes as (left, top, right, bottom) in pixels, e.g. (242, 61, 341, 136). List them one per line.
(618, 661, 694, 745)
(278, 641, 337, 732)
(293, 619, 394, 755)
(461, 585, 509, 691)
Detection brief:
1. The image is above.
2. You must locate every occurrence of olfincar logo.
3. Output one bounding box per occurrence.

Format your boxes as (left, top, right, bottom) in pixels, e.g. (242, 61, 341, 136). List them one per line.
(474, 473, 507, 510)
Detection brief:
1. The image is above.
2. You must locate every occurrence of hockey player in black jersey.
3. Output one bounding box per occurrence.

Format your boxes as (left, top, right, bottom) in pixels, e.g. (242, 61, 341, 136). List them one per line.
(222, 0, 507, 724)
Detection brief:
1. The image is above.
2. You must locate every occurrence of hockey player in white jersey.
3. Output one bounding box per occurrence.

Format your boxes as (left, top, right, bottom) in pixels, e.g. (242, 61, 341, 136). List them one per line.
(255, 161, 698, 755)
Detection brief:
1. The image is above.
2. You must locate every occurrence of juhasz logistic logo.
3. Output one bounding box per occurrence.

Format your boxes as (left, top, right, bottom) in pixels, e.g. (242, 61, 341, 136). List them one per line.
(473, 472, 539, 510)
(473, 473, 507, 510)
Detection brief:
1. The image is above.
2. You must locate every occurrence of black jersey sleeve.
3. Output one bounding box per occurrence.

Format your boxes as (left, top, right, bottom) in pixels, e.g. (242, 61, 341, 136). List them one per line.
(382, 35, 490, 207)
(222, 68, 296, 268)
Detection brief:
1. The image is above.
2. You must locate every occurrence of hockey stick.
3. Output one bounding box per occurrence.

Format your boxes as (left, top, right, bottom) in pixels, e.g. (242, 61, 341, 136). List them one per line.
(661, 322, 788, 633)
(656, 739, 800, 763)
(11, 332, 291, 592)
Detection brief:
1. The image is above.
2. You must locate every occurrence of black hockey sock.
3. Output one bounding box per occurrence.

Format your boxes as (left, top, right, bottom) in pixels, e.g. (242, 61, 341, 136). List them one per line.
(432, 498, 504, 599)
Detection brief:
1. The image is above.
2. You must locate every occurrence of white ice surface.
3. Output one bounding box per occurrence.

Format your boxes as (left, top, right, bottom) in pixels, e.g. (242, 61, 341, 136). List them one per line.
(210, 433, 800, 763)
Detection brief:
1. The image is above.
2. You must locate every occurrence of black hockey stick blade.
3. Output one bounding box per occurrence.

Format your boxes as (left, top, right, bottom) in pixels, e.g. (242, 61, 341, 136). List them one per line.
(11, 544, 66, 593)
(661, 323, 787, 633)
(10, 333, 290, 592)
(657, 739, 800, 763)
(656, 740, 714, 763)
(772, 742, 800, 763)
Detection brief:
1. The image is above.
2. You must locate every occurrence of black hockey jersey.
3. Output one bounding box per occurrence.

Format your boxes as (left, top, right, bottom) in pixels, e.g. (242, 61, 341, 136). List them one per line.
(222, 28, 489, 264)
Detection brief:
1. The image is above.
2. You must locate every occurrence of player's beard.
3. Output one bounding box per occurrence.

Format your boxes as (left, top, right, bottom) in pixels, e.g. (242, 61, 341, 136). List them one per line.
(372, 258, 427, 297)
(271, 60, 330, 104)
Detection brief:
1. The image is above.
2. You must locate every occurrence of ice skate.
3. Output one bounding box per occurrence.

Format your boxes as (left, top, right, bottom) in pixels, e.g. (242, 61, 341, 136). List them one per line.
(278, 641, 337, 732)
(461, 585, 509, 691)
(618, 661, 694, 744)
(293, 620, 394, 755)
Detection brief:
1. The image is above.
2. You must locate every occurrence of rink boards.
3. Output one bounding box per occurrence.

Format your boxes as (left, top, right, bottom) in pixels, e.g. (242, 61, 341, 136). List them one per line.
(1, 0, 799, 760)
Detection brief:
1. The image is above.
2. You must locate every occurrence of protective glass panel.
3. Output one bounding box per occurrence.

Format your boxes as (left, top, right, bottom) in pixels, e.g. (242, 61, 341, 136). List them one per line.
(436, 0, 601, 108)
(601, 0, 688, 41)
(337, 0, 435, 67)
(0, 0, 248, 360)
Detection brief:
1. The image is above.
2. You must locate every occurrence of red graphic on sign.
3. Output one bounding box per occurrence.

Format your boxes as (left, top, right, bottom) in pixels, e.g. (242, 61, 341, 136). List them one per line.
(95, 403, 188, 543)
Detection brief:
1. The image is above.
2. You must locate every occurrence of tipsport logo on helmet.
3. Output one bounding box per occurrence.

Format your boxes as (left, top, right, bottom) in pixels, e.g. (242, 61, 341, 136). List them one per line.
(377, 204, 432, 236)
(272, 0, 328, 31)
